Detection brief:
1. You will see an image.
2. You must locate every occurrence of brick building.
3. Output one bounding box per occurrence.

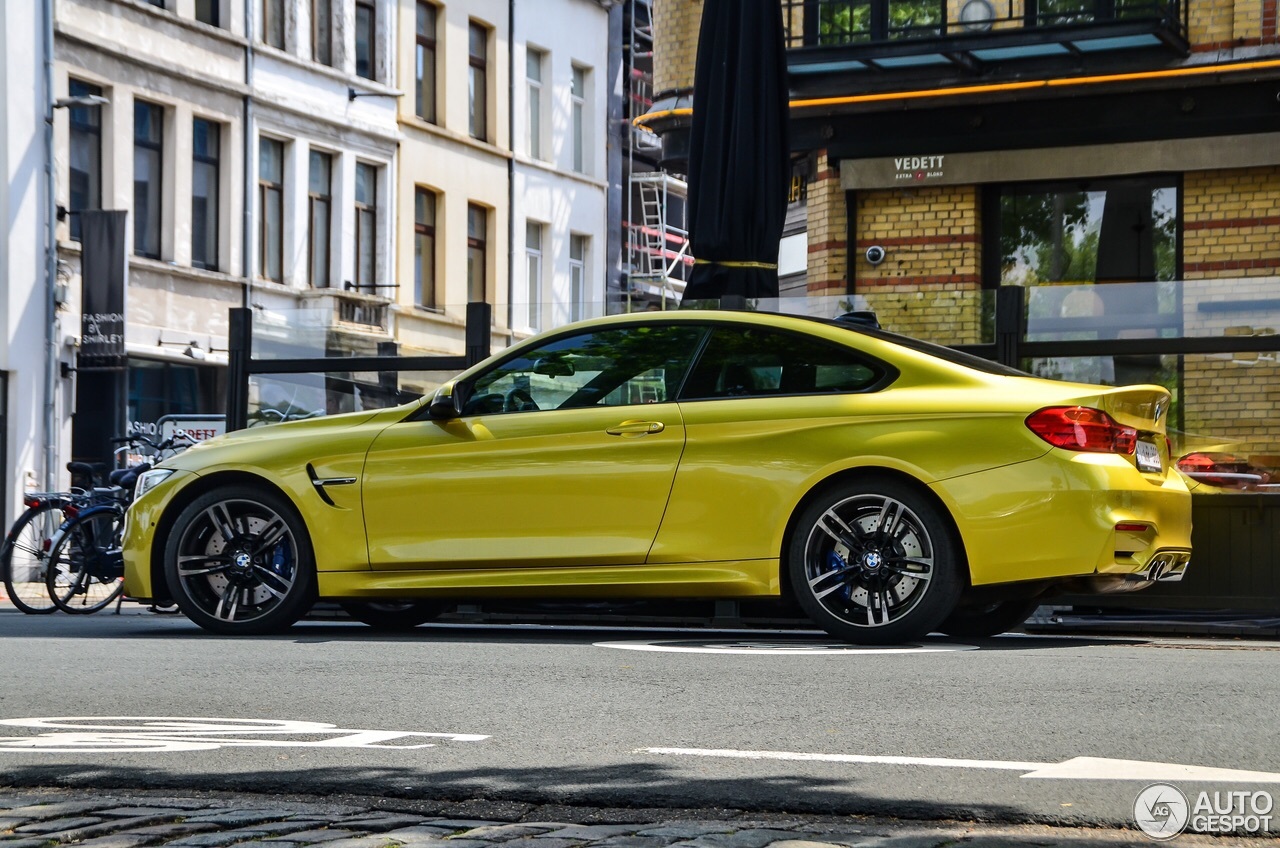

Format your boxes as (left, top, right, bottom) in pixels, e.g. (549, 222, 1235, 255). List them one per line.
(647, 0, 1280, 481)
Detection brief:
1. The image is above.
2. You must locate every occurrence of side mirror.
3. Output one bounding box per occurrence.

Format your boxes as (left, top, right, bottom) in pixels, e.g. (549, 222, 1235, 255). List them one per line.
(428, 382, 464, 420)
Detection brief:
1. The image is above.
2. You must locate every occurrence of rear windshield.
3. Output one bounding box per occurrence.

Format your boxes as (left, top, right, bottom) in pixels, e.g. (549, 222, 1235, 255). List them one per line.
(810, 317, 1029, 378)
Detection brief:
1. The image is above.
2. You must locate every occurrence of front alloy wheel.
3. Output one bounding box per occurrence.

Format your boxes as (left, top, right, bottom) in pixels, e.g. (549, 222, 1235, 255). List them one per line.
(165, 486, 315, 635)
(789, 478, 961, 644)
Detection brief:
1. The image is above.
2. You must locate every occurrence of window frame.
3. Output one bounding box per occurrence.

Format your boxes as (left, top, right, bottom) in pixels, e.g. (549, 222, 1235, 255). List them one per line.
(354, 161, 379, 292)
(415, 2, 438, 123)
(68, 79, 103, 243)
(191, 117, 220, 271)
(263, 0, 285, 49)
(355, 0, 377, 81)
(467, 203, 488, 304)
(526, 47, 545, 159)
(569, 233, 586, 322)
(571, 64, 587, 173)
(132, 99, 165, 260)
(308, 150, 332, 288)
(258, 136, 284, 283)
(468, 21, 489, 140)
(414, 187, 438, 309)
(525, 221, 544, 331)
(312, 0, 333, 65)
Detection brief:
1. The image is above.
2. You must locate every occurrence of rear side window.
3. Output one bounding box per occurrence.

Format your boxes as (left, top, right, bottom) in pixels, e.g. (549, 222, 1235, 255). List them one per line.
(679, 325, 890, 401)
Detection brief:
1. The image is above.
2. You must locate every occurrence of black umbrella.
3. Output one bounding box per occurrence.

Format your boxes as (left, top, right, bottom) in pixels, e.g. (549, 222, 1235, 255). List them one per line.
(682, 0, 791, 303)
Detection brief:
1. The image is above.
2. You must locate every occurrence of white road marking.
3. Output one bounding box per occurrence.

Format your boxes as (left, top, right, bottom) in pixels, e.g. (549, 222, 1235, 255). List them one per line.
(639, 747, 1280, 783)
(0, 717, 490, 753)
(595, 640, 978, 655)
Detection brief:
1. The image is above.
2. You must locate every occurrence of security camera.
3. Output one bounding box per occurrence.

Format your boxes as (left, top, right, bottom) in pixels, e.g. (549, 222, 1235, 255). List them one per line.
(865, 245, 886, 265)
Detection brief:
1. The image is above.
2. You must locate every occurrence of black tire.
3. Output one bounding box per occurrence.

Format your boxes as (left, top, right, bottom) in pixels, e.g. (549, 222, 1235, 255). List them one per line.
(338, 600, 450, 631)
(788, 477, 963, 645)
(2, 502, 67, 614)
(937, 598, 1041, 638)
(45, 509, 126, 614)
(164, 485, 315, 635)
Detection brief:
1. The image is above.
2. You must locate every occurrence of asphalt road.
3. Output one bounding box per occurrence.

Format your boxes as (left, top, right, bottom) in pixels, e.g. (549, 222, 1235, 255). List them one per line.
(2, 606, 1279, 834)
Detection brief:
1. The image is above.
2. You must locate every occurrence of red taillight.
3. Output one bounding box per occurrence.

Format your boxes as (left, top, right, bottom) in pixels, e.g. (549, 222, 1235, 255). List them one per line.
(64, 503, 79, 519)
(22, 495, 39, 508)
(1026, 406, 1138, 455)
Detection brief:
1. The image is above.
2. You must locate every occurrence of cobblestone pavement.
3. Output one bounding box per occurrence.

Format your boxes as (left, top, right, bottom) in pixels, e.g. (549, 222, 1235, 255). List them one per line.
(2, 787, 1274, 848)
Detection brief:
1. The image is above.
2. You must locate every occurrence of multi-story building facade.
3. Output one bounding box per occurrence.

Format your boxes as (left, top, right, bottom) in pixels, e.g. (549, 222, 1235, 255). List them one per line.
(648, 0, 1280, 488)
(511, 0, 613, 330)
(1, 0, 623, 521)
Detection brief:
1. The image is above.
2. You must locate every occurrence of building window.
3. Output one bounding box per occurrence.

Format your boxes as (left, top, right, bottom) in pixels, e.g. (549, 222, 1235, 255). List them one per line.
(526, 48, 545, 159)
(571, 65, 587, 173)
(308, 151, 332, 288)
(262, 0, 284, 48)
(467, 204, 487, 303)
(569, 234, 586, 322)
(133, 100, 164, 260)
(414, 188, 437, 308)
(312, 0, 332, 65)
(67, 79, 102, 242)
(258, 137, 284, 282)
(468, 22, 488, 140)
(195, 0, 219, 26)
(355, 0, 376, 80)
(354, 162, 378, 291)
(191, 118, 220, 271)
(415, 2, 437, 122)
(525, 221, 543, 330)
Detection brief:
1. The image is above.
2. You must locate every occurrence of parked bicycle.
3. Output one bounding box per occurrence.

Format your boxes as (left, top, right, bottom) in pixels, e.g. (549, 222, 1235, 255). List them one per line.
(1, 432, 191, 615)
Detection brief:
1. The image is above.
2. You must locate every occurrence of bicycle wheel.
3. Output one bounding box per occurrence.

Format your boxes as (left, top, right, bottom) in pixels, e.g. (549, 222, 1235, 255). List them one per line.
(2, 502, 67, 614)
(45, 508, 125, 614)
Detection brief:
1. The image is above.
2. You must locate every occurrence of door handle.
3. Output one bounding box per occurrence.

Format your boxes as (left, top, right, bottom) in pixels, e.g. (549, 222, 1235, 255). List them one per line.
(606, 420, 665, 436)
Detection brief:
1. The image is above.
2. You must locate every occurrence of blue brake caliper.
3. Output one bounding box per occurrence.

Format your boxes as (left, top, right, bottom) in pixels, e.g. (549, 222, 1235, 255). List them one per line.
(271, 542, 294, 579)
(827, 550, 852, 600)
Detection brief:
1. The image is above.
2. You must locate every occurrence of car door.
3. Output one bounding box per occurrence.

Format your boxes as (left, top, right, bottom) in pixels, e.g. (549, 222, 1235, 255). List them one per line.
(650, 322, 892, 565)
(362, 323, 707, 570)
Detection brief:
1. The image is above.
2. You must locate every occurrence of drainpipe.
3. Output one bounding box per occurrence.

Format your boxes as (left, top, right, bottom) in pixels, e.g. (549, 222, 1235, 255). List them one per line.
(242, 0, 255, 307)
(42, 0, 58, 490)
(506, 0, 516, 337)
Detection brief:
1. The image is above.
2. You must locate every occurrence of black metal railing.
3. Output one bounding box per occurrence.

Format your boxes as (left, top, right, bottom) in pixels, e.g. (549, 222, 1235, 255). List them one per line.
(781, 0, 1184, 47)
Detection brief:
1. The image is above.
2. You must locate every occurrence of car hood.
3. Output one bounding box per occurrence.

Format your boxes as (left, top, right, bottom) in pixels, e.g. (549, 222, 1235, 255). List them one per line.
(164, 402, 422, 473)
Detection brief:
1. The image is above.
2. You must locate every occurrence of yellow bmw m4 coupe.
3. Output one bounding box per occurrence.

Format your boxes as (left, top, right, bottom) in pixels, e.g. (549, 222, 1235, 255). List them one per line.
(122, 310, 1191, 643)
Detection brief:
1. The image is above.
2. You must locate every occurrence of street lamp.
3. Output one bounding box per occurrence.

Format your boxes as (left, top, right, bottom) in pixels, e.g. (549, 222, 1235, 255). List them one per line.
(44, 91, 110, 489)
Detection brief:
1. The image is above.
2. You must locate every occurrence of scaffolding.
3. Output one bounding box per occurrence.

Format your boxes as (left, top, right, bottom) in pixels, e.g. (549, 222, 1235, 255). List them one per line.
(623, 0, 690, 310)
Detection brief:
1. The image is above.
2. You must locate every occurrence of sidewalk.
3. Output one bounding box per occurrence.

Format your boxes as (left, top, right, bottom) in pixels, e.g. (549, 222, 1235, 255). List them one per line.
(1, 786, 1275, 848)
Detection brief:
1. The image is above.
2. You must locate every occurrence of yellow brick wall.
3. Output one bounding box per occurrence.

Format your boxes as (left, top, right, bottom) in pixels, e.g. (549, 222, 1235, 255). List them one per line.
(653, 0, 702, 94)
(851, 185, 984, 344)
(805, 152, 848, 295)
(1179, 166, 1280, 458)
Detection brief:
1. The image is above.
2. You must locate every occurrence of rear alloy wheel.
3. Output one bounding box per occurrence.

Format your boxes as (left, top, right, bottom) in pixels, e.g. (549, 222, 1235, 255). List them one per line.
(789, 478, 962, 645)
(338, 600, 450, 631)
(164, 486, 315, 635)
(937, 598, 1041, 638)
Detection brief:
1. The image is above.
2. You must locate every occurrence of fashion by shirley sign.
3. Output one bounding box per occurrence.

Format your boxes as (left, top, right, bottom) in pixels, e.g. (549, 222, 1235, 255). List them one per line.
(894, 155, 945, 182)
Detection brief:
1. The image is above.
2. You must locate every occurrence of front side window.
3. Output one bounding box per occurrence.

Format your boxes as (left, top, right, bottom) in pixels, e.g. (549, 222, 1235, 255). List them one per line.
(133, 100, 164, 259)
(258, 137, 284, 282)
(463, 324, 707, 416)
(467, 204, 487, 303)
(680, 326, 887, 400)
(308, 150, 332, 287)
(415, 2, 437, 122)
(571, 65, 587, 173)
(526, 48, 545, 159)
(354, 162, 378, 290)
(468, 22, 488, 140)
(191, 118, 220, 270)
(68, 79, 102, 242)
(355, 0, 376, 80)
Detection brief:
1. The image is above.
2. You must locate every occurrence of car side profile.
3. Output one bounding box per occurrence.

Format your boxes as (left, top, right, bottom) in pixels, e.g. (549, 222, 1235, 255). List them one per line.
(122, 310, 1192, 643)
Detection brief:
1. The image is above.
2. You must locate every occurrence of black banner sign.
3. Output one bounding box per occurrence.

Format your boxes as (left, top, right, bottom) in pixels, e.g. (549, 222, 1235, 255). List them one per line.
(78, 210, 128, 370)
